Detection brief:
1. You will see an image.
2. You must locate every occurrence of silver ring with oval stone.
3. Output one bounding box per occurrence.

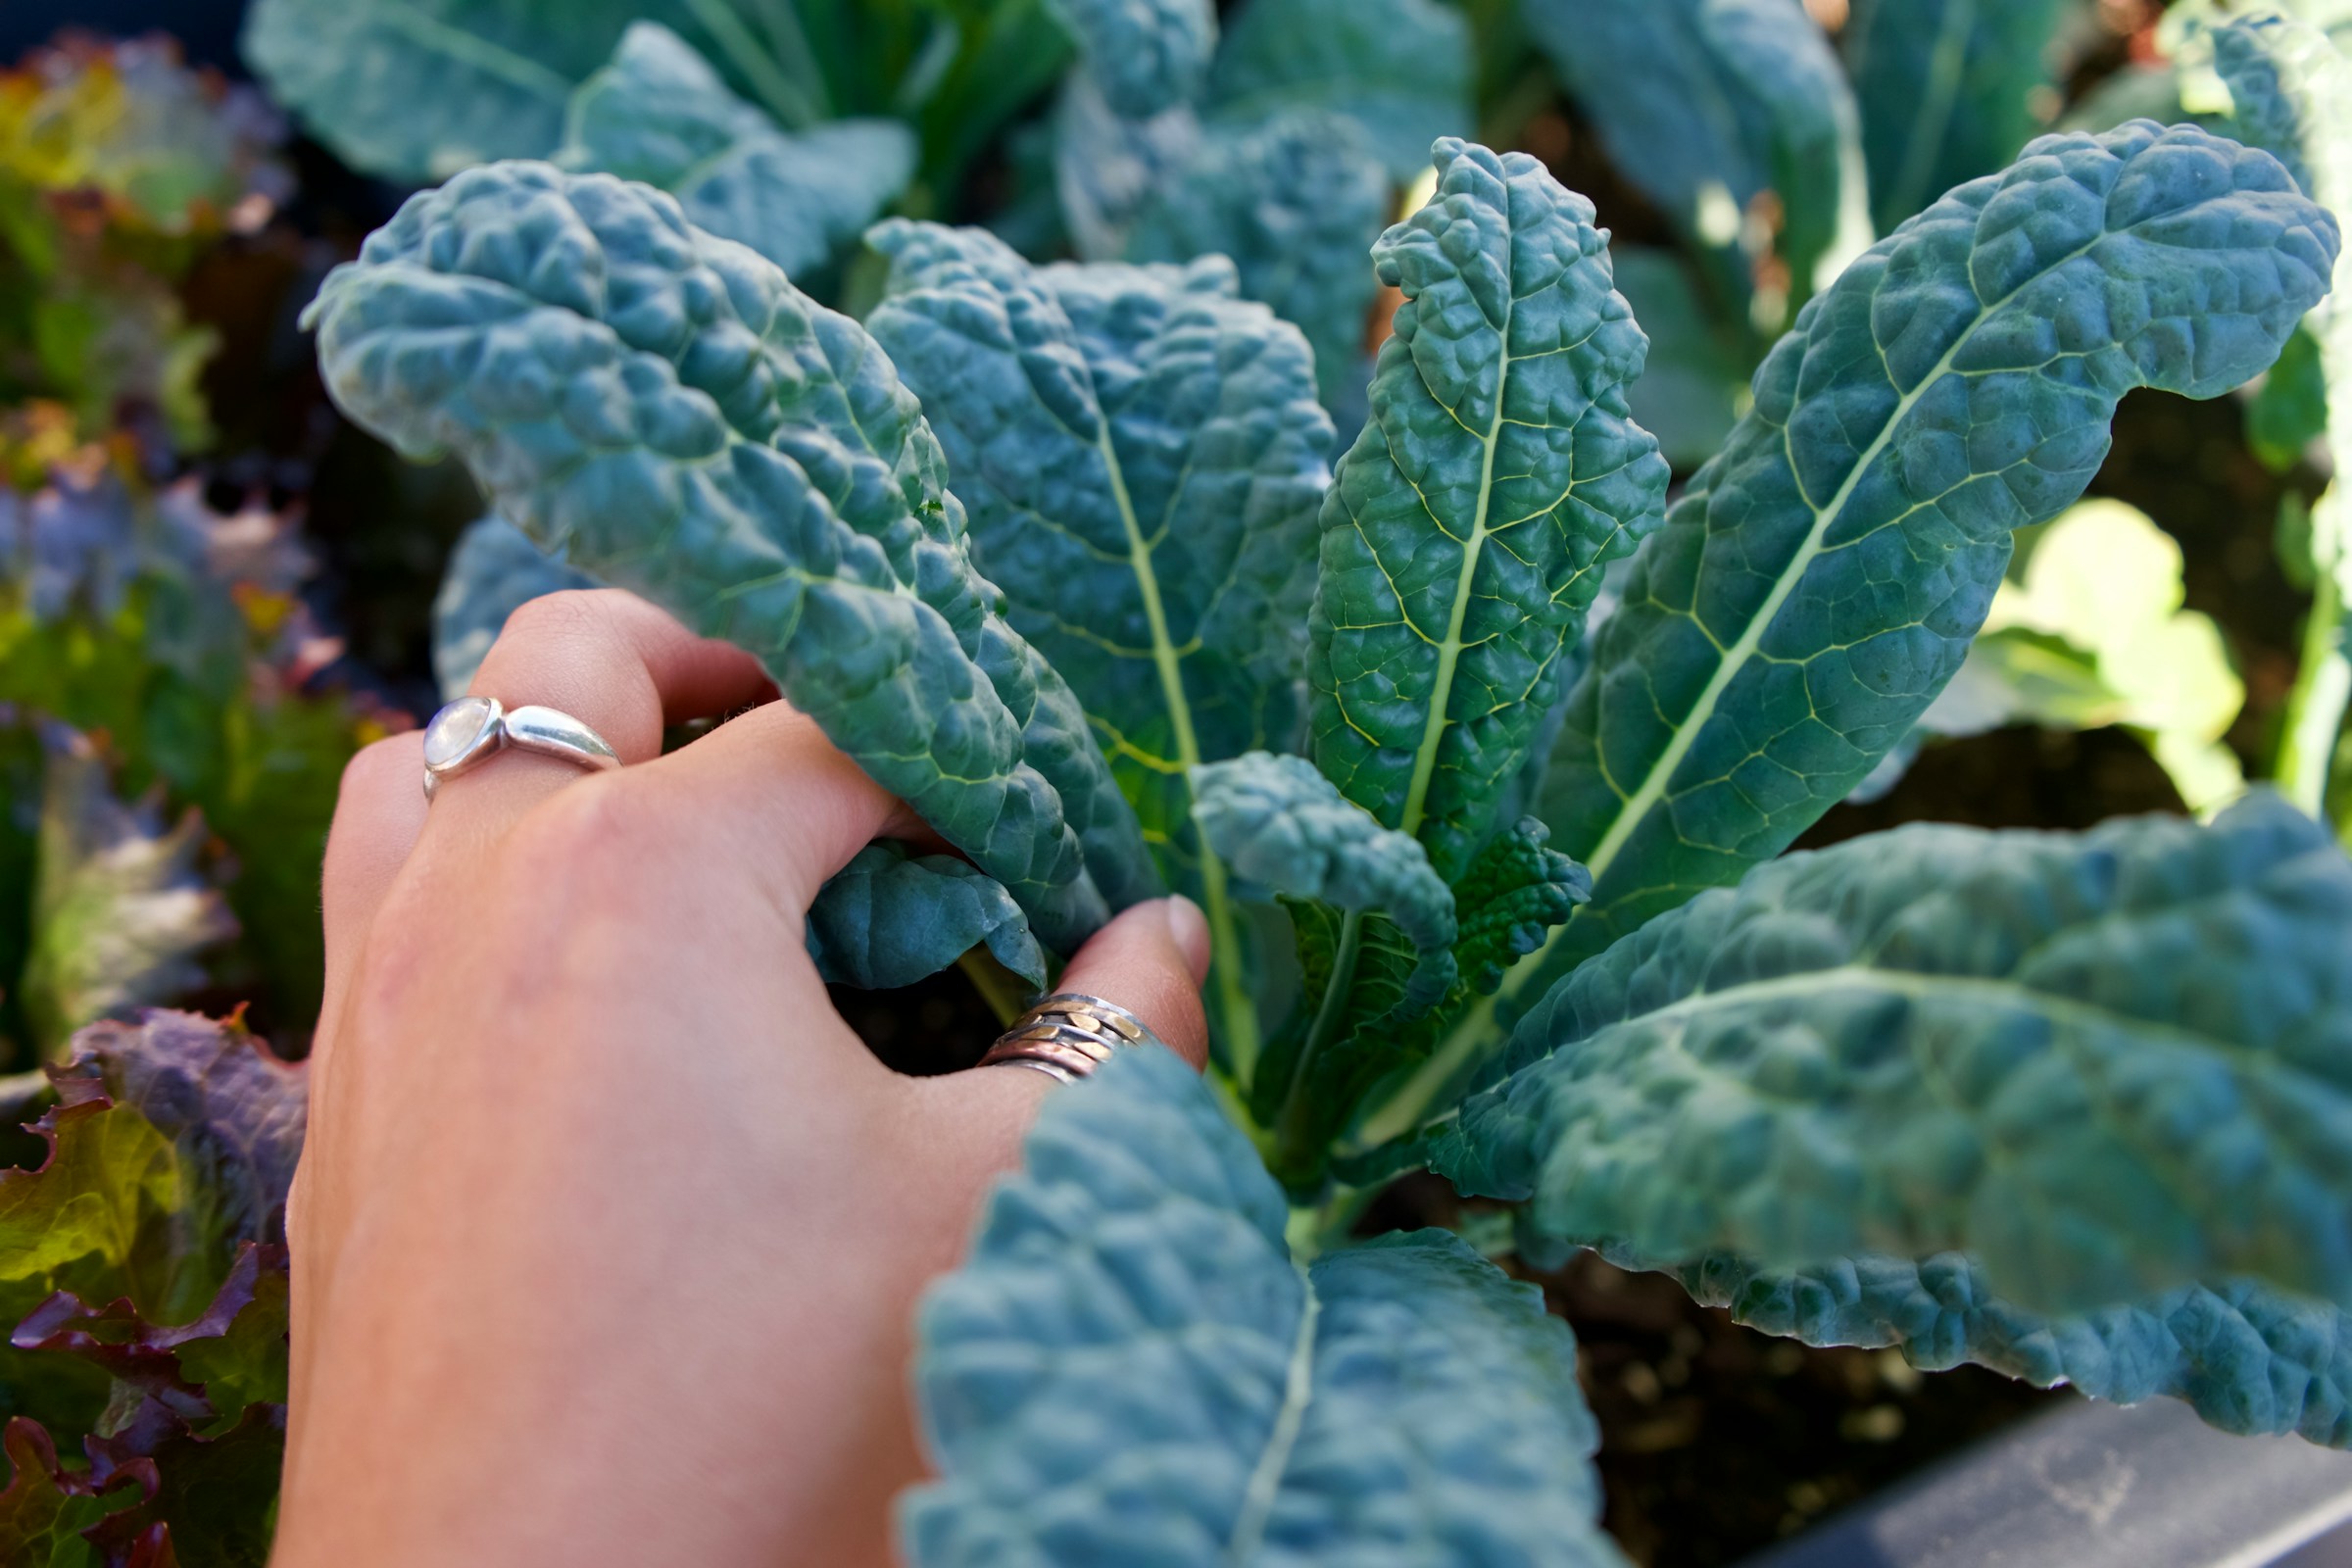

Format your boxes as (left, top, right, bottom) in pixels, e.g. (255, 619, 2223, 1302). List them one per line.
(419, 695, 621, 802)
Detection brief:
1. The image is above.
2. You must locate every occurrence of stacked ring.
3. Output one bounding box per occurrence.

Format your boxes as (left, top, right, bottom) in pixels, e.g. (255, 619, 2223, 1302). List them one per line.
(977, 993, 1157, 1084)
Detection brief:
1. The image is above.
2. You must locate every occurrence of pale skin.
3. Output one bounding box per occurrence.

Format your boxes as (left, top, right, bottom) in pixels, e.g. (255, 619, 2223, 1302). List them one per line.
(271, 589, 1211, 1566)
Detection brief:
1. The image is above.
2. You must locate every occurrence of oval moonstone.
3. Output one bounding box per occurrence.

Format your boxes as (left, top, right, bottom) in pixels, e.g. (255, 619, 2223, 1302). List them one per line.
(422, 695, 496, 768)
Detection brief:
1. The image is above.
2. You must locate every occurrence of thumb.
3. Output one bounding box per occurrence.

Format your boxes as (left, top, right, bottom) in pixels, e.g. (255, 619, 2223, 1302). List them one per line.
(1052, 896, 1213, 1070)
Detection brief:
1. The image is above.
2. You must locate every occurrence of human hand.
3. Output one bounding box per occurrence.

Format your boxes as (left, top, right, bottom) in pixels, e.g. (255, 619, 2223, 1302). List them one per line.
(271, 590, 1210, 1567)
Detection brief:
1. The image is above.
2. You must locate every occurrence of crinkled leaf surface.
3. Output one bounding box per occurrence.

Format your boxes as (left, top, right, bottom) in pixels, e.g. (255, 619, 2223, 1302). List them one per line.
(60, 1010, 308, 1247)
(806, 841, 1046, 991)
(1052, 70, 1201, 264)
(1675, 1250, 2352, 1446)
(1127, 110, 1389, 413)
(1309, 139, 1668, 885)
(1205, 0, 1472, 181)
(865, 222, 1332, 890)
(23, 725, 234, 1060)
(557, 23, 913, 278)
(431, 514, 600, 700)
(902, 1046, 1622, 1567)
(1194, 751, 1457, 998)
(1504, 122, 2336, 1050)
(1520, 0, 1871, 301)
(306, 163, 1156, 953)
(1844, 0, 2071, 232)
(1043, 0, 1214, 120)
(1434, 795, 2352, 1316)
(1265, 817, 1590, 1185)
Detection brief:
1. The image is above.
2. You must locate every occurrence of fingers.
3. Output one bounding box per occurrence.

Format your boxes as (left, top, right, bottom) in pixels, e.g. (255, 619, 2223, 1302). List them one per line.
(1053, 897, 1212, 1070)
(418, 590, 773, 854)
(615, 701, 927, 916)
(891, 896, 1211, 1228)
(318, 732, 429, 1031)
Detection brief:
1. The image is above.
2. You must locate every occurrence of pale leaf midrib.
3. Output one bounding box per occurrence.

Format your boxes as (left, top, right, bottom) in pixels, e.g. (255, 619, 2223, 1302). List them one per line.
(1223, 1262, 1320, 1565)
(1398, 287, 1516, 845)
(1361, 219, 2115, 1146)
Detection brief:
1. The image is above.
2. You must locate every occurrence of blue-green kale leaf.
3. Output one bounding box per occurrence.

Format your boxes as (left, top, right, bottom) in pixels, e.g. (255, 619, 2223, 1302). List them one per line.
(1675, 1250, 2352, 1446)
(1509, 122, 2337, 1041)
(901, 1045, 1623, 1567)
(1434, 795, 2352, 1316)
(1205, 0, 1472, 181)
(1843, 0, 2071, 233)
(557, 23, 912, 278)
(1519, 0, 1871, 307)
(306, 163, 1156, 954)
(1126, 110, 1390, 415)
(1309, 139, 1668, 885)
(1043, 0, 1216, 120)
(430, 514, 599, 701)
(805, 841, 1046, 992)
(865, 223, 1332, 888)
(241, 0, 713, 180)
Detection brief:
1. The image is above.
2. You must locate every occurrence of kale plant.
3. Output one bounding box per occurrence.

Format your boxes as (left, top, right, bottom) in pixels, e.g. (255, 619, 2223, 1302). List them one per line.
(161, 0, 2352, 1556)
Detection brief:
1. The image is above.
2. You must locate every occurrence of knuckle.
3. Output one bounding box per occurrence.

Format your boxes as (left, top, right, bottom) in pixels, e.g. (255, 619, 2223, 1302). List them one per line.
(335, 731, 421, 810)
(493, 587, 612, 653)
(501, 770, 668, 880)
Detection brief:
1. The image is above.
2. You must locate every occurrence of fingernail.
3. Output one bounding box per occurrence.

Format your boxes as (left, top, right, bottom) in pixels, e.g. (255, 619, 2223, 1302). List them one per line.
(1163, 896, 1211, 983)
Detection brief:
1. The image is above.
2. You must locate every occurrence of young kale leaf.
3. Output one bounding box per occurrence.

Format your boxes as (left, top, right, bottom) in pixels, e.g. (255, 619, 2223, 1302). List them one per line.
(305, 164, 1155, 954)
(1310, 138, 1669, 885)
(902, 1046, 1623, 1568)
(1413, 121, 2339, 1119)
(1434, 794, 2352, 1316)
(866, 223, 1332, 1061)
(805, 841, 1046, 993)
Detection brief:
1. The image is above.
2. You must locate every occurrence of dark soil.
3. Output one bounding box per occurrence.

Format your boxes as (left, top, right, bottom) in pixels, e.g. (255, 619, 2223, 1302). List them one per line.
(1356, 1176, 2064, 1568)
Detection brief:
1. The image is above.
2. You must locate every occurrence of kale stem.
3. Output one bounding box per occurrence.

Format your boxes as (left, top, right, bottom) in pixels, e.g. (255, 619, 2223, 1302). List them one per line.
(2278, 556, 2349, 825)
(956, 947, 1029, 1029)
(1270, 909, 1363, 1173)
(682, 0, 823, 128)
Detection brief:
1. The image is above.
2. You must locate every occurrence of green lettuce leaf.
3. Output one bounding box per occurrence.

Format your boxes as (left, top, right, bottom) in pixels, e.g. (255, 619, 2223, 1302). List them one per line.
(1126, 110, 1389, 414)
(1520, 0, 1873, 310)
(901, 1046, 1623, 1566)
(1205, 0, 1472, 181)
(1672, 1250, 2352, 1446)
(305, 163, 1156, 954)
(1433, 794, 2352, 1316)
(430, 514, 599, 701)
(1470, 121, 2338, 1089)
(1844, 0, 2071, 232)
(59, 1010, 308, 1248)
(0, 1417, 142, 1564)
(557, 23, 913, 278)
(806, 841, 1046, 992)
(21, 725, 233, 1062)
(1309, 138, 1668, 884)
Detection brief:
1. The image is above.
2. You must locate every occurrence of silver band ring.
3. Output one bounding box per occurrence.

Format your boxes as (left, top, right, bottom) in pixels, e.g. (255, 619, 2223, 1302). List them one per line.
(977, 993, 1158, 1084)
(420, 695, 621, 801)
